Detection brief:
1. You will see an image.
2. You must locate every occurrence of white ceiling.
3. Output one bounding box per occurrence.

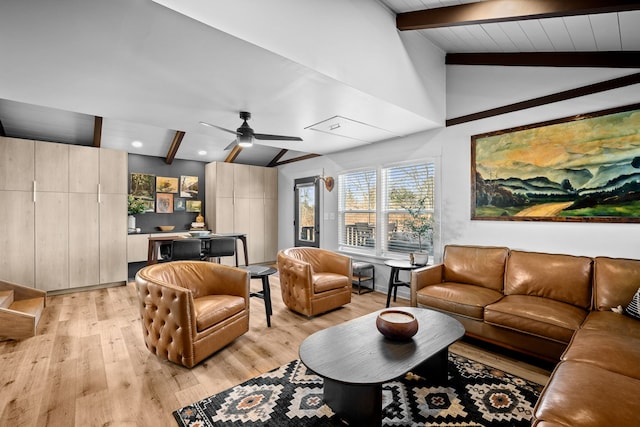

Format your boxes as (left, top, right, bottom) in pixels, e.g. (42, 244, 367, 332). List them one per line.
(379, 0, 640, 52)
(0, 0, 638, 166)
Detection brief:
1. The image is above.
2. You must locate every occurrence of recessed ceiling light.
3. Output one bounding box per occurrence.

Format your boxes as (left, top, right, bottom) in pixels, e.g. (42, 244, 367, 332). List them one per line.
(131, 140, 143, 148)
(198, 150, 207, 155)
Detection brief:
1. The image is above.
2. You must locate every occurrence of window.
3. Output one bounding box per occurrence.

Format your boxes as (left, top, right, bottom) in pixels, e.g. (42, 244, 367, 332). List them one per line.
(338, 161, 436, 257)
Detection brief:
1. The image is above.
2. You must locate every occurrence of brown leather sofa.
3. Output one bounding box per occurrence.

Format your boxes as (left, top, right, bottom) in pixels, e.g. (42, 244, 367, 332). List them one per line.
(411, 245, 640, 426)
(135, 261, 250, 368)
(277, 247, 352, 317)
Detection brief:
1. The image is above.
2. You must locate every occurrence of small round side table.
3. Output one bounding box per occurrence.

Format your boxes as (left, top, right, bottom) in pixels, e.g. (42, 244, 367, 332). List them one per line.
(384, 259, 423, 307)
(241, 265, 276, 327)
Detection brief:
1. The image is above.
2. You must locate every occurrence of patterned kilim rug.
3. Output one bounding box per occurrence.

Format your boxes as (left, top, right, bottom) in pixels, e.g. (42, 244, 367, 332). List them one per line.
(173, 353, 544, 426)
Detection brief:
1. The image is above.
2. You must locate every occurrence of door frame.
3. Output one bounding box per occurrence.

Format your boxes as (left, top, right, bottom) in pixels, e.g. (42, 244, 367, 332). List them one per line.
(294, 176, 320, 247)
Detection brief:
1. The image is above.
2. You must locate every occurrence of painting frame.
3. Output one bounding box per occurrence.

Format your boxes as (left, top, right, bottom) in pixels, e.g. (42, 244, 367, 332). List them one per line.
(174, 197, 186, 212)
(180, 175, 199, 198)
(130, 173, 155, 200)
(186, 200, 202, 213)
(471, 103, 640, 223)
(156, 176, 179, 193)
(156, 193, 174, 214)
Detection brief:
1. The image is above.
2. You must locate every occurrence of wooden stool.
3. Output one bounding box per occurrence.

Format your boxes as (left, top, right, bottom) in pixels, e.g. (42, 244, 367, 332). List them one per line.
(352, 262, 374, 294)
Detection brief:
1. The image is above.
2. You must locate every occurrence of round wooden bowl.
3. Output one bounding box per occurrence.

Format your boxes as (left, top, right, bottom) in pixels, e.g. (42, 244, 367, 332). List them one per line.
(158, 225, 175, 231)
(376, 310, 419, 341)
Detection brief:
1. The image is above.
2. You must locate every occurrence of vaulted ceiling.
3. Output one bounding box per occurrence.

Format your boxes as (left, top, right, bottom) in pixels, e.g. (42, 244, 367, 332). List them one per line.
(0, 0, 638, 167)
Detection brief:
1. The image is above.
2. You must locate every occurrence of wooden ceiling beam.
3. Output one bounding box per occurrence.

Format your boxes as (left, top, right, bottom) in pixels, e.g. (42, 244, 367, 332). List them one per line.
(274, 153, 321, 166)
(267, 149, 289, 167)
(165, 130, 185, 164)
(446, 72, 640, 126)
(93, 116, 103, 147)
(397, 0, 640, 30)
(224, 145, 243, 163)
(446, 52, 640, 68)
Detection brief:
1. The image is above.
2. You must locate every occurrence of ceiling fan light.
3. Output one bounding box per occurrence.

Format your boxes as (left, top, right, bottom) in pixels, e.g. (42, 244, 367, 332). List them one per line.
(238, 133, 253, 147)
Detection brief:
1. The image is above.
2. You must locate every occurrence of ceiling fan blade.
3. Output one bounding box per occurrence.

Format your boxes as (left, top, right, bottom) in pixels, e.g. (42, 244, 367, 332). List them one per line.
(224, 139, 238, 150)
(200, 121, 237, 135)
(253, 133, 303, 141)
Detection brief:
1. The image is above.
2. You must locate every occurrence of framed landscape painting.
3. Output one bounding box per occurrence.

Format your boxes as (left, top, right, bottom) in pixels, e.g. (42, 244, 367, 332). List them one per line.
(156, 176, 178, 193)
(472, 103, 640, 223)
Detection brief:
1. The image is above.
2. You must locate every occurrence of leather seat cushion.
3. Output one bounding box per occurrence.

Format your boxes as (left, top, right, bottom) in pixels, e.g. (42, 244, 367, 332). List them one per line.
(562, 328, 640, 379)
(580, 311, 640, 338)
(485, 295, 587, 343)
(416, 282, 504, 320)
(193, 295, 245, 332)
(313, 273, 349, 293)
(534, 361, 640, 427)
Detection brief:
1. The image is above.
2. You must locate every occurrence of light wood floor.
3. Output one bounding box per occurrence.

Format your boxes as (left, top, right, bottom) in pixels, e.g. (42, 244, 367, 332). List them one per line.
(0, 276, 551, 427)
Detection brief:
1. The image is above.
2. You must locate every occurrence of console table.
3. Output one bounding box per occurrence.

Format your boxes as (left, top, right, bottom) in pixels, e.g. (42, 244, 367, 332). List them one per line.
(146, 233, 248, 266)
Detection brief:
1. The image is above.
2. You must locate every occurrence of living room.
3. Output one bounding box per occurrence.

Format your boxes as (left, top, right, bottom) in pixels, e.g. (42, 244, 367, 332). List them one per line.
(2, 1, 640, 426)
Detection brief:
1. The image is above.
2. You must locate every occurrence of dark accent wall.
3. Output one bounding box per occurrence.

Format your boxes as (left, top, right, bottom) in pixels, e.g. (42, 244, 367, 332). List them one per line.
(128, 154, 207, 233)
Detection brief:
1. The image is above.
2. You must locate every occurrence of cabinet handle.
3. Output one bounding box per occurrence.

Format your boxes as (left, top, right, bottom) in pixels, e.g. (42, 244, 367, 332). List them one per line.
(97, 184, 101, 204)
(33, 181, 36, 203)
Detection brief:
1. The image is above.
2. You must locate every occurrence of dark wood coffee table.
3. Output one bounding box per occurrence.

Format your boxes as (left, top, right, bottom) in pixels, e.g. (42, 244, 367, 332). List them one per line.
(299, 307, 464, 426)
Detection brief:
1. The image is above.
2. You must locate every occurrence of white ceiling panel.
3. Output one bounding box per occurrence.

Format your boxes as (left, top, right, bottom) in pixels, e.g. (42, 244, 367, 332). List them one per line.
(479, 23, 518, 52)
(620, 11, 640, 50)
(590, 13, 622, 51)
(539, 17, 576, 51)
(497, 22, 536, 52)
(561, 15, 598, 51)
(518, 20, 555, 51)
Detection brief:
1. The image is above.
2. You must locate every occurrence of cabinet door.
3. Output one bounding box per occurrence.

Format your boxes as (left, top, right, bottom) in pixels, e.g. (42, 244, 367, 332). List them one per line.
(100, 193, 127, 283)
(233, 198, 264, 264)
(233, 164, 252, 198)
(127, 234, 150, 263)
(100, 148, 127, 194)
(0, 137, 34, 191)
(69, 193, 100, 288)
(215, 197, 235, 233)
(69, 145, 99, 193)
(264, 197, 278, 263)
(35, 141, 68, 192)
(264, 167, 278, 200)
(0, 190, 35, 286)
(216, 162, 235, 198)
(35, 192, 69, 291)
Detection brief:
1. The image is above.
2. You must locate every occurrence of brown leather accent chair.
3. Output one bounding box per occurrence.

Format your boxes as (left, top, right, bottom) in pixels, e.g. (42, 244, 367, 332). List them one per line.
(277, 247, 352, 317)
(134, 260, 250, 368)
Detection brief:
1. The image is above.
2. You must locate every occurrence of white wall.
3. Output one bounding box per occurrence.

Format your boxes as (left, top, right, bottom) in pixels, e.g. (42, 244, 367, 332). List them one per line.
(277, 65, 640, 297)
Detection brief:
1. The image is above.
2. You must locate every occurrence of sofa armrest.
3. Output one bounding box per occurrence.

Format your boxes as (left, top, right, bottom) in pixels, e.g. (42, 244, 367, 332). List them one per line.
(410, 263, 444, 306)
(135, 276, 197, 365)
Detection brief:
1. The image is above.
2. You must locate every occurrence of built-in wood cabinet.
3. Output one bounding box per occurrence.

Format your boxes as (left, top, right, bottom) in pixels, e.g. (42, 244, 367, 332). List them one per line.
(205, 162, 278, 265)
(0, 137, 127, 292)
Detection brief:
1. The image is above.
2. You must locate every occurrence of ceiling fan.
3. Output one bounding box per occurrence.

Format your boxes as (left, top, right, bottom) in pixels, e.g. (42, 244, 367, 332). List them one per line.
(200, 111, 303, 149)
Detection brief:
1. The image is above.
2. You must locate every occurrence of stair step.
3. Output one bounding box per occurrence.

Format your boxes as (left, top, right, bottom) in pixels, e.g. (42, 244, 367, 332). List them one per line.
(9, 297, 46, 325)
(0, 290, 14, 309)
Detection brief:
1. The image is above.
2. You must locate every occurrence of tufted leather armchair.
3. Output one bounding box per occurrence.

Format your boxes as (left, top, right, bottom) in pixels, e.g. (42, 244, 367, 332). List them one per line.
(134, 261, 250, 368)
(277, 247, 352, 317)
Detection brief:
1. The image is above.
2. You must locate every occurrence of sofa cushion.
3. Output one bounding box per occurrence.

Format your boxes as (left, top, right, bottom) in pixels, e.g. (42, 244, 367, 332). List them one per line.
(505, 250, 592, 309)
(561, 328, 640, 379)
(580, 311, 640, 338)
(442, 245, 509, 292)
(313, 273, 349, 293)
(193, 295, 245, 332)
(416, 282, 504, 320)
(485, 295, 587, 343)
(593, 257, 640, 311)
(534, 361, 640, 427)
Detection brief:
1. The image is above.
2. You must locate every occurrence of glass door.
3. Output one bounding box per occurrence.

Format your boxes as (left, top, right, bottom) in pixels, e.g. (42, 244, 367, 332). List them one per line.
(294, 177, 320, 247)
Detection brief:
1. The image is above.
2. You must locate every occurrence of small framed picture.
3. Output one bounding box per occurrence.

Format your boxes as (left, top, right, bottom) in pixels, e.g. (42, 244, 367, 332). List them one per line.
(156, 193, 174, 213)
(156, 176, 179, 193)
(180, 175, 199, 198)
(186, 200, 202, 213)
(174, 198, 186, 211)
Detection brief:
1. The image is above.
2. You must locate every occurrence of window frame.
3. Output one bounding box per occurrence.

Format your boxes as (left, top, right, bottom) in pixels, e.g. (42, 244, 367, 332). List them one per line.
(338, 158, 438, 259)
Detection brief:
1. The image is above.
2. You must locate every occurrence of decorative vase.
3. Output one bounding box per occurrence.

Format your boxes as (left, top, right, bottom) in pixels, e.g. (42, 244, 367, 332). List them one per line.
(410, 252, 429, 266)
(128, 215, 136, 232)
